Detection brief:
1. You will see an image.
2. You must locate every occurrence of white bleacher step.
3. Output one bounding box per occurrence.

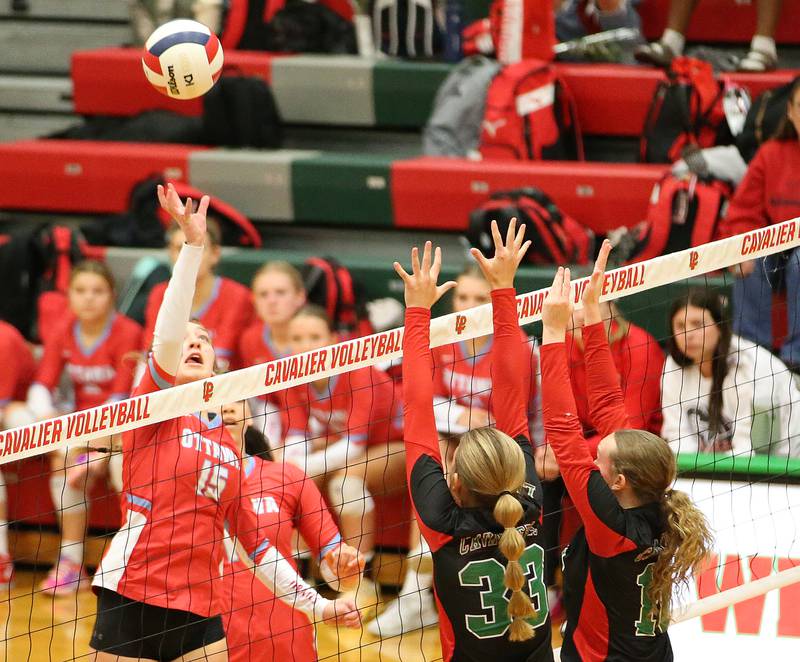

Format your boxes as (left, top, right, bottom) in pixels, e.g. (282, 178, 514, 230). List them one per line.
(0, 0, 129, 22)
(0, 21, 131, 74)
(0, 113, 76, 141)
(0, 75, 72, 112)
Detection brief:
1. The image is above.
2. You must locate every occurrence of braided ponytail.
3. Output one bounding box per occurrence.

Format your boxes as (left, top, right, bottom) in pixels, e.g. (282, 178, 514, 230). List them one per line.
(494, 493, 536, 641)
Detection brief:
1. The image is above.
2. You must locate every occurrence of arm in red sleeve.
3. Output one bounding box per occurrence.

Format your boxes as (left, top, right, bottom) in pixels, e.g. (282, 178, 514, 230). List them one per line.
(34, 329, 66, 392)
(540, 342, 637, 558)
(107, 321, 143, 400)
(619, 329, 664, 434)
(294, 469, 342, 561)
(489, 289, 530, 440)
(718, 147, 769, 238)
(583, 322, 630, 437)
(402, 307, 458, 551)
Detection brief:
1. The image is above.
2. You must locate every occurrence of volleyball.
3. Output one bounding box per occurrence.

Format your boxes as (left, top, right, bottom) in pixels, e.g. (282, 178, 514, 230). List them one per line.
(141, 19, 223, 100)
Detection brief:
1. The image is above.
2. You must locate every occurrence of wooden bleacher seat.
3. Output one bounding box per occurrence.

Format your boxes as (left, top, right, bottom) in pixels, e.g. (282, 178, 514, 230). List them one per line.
(71, 49, 799, 136)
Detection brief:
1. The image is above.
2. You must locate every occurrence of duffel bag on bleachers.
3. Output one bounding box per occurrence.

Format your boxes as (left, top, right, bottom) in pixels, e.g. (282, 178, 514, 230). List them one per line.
(478, 59, 584, 161)
(628, 173, 731, 262)
(422, 55, 501, 157)
(640, 56, 744, 164)
(303, 256, 374, 339)
(468, 187, 593, 265)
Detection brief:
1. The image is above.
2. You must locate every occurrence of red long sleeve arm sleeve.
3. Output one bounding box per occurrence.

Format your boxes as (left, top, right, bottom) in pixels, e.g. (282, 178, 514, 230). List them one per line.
(489, 288, 530, 441)
(540, 342, 637, 558)
(583, 322, 630, 438)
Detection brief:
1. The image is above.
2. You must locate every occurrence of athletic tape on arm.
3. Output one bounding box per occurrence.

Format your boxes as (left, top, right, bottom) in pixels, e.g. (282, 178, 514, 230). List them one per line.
(1, 219, 796, 465)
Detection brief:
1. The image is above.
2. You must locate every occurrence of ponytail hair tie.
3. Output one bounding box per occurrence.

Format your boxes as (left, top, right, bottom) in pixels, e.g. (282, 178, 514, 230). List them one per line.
(499, 490, 516, 499)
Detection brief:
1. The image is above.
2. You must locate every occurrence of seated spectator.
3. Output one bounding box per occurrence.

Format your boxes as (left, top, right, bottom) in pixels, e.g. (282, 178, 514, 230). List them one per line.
(556, 0, 641, 43)
(17, 261, 142, 596)
(716, 77, 800, 367)
(662, 289, 800, 456)
(143, 217, 254, 372)
(239, 261, 307, 442)
(635, 0, 783, 71)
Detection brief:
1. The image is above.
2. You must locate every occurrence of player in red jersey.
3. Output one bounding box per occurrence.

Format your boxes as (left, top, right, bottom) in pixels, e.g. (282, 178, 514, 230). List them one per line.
(220, 399, 364, 662)
(539, 242, 713, 662)
(17, 261, 142, 596)
(89, 184, 358, 662)
(239, 261, 306, 443)
(394, 227, 553, 662)
(143, 216, 254, 372)
(0, 321, 36, 588)
(281, 304, 405, 609)
(372, 262, 541, 637)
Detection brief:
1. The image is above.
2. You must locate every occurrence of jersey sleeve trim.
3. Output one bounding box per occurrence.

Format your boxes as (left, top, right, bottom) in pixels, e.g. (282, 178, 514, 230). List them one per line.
(126, 492, 152, 511)
(318, 532, 342, 562)
(148, 356, 174, 391)
(249, 538, 272, 562)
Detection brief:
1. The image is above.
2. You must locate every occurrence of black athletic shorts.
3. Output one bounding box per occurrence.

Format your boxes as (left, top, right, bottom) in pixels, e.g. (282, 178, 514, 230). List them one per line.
(90, 588, 225, 660)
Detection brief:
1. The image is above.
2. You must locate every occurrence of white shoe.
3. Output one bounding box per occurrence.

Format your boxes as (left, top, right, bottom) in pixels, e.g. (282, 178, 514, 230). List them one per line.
(367, 588, 439, 637)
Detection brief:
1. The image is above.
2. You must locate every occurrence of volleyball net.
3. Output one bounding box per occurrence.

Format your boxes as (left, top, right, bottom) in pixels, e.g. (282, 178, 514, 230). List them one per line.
(1, 217, 799, 660)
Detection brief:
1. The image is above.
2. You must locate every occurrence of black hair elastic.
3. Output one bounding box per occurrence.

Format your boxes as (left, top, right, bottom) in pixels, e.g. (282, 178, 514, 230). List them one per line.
(499, 490, 516, 498)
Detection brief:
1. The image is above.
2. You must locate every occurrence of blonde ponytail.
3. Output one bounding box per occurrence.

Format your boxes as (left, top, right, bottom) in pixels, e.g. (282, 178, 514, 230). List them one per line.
(494, 493, 536, 642)
(650, 488, 713, 619)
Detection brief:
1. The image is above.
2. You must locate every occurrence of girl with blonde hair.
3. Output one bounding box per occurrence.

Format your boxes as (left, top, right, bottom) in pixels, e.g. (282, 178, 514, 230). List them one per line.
(394, 221, 553, 662)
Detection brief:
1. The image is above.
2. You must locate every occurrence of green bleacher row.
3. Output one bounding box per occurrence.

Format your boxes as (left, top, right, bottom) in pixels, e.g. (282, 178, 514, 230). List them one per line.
(199, 247, 729, 343)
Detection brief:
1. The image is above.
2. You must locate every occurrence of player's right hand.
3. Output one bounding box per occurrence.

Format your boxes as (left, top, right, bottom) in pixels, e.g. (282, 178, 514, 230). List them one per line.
(542, 267, 573, 344)
(581, 239, 612, 326)
(393, 241, 457, 310)
(470, 218, 531, 290)
(323, 597, 361, 628)
(157, 182, 209, 248)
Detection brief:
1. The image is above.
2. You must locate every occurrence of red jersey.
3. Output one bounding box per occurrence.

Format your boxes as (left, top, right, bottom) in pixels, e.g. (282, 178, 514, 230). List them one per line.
(0, 321, 35, 406)
(718, 139, 800, 238)
(285, 366, 400, 447)
(35, 313, 142, 411)
(566, 322, 664, 437)
(541, 323, 671, 661)
(239, 321, 290, 411)
(222, 459, 340, 662)
(144, 276, 254, 369)
(92, 355, 269, 617)
(432, 330, 539, 435)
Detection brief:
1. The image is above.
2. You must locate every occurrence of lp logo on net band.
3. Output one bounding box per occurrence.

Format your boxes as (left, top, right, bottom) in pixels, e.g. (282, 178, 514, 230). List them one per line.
(455, 315, 467, 335)
(203, 381, 214, 403)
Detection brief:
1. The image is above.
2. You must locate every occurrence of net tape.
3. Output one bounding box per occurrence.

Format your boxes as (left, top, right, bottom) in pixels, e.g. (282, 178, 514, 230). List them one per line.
(1, 218, 796, 465)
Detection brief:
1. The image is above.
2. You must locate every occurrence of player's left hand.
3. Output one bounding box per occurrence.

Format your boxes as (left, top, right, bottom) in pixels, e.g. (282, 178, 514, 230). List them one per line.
(581, 239, 612, 326)
(470, 218, 531, 290)
(542, 266, 573, 344)
(324, 543, 366, 592)
(393, 241, 457, 310)
(324, 597, 361, 628)
(157, 182, 209, 248)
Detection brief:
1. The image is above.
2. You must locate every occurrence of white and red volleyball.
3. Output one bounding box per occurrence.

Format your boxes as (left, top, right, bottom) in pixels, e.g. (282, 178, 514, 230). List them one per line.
(142, 19, 223, 100)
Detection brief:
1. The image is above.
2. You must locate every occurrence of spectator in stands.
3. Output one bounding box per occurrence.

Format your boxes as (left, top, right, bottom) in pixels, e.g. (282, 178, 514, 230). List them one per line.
(556, 0, 642, 42)
(280, 305, 405, 612)
(0, 321, 37, 589)
(717, 77, 800, 367)
(130, 0, 224, 46)
(369, 264, 539, 638)
(143, 217, 254, 372)
(662, 288, 800, 456)
(635, 0, 783, 71)
(239, 261, 307, 443)
(538, 301, 664, 615)
(18, 261, 142, 596)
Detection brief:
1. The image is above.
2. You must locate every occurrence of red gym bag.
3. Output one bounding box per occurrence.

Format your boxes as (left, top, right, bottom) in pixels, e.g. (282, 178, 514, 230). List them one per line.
(479, 59, 584, 161)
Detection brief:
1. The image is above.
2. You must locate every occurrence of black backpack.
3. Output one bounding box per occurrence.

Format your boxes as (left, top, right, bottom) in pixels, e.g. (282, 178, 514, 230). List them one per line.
(202, 75, 283, 149)
(269, 1, 357, 53)
(51, 109, 204, 144)
(736, 76, 800, 163)
(468, 188, 594, 265)
(641, 57, 734, 164)
(302, 257, 373, 339)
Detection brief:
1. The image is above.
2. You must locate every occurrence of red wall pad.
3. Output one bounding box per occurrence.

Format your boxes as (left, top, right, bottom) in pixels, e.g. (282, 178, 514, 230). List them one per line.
(555, 64, 799, 137)
(72, 48, 282, 117)
(639, 0, 800, 44)
(392, 158, 668, 234)
(0, 141, 203, 214)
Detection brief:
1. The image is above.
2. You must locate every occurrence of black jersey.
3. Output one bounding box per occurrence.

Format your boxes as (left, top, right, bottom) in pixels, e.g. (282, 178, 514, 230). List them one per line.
(402, 290, 554, 662)
(541, 322, 673, 662)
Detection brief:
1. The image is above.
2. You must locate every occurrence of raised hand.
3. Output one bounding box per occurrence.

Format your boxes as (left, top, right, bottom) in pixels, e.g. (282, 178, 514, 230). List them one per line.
(157, 182, 209, 248)
(323, 597, 361, 628)
(393, 241, 457, 309)
(542, 267, 573, 345)
(582, 239, 612, 326)
(470, 218, 532, 290)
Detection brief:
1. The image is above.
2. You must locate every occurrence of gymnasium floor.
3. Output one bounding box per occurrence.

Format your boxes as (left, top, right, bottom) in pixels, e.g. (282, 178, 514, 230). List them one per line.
(1, 571, 562, 661)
